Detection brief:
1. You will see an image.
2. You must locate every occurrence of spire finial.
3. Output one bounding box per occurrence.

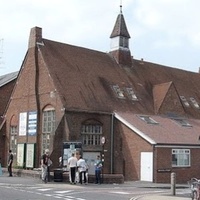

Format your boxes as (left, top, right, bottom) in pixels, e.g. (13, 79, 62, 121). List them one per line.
(120, 0, 122, 14)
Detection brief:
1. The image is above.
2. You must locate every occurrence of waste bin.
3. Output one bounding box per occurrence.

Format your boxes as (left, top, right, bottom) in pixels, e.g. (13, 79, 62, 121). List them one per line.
(54, 169, 63, 182)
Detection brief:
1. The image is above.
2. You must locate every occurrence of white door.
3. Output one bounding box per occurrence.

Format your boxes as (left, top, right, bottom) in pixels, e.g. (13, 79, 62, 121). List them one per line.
(83, 152, 100, 175)
(140, 152, 153, 182)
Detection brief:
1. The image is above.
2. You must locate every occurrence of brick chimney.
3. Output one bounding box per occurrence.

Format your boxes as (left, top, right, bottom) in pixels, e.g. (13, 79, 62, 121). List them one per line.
(28, 27, 42, 49)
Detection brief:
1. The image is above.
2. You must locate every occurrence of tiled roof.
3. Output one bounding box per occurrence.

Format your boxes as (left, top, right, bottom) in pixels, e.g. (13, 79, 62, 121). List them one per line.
(0, 71, 18, 87)
(33, 38, 200, 120)
(115, 112, 200, 145)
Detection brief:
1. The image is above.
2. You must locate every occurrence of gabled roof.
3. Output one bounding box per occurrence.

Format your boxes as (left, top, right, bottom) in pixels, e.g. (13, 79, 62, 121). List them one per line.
(0, 71, 18, 87)
(26, 26, 200, 121)
(115, 112, 200, 146)
(33, 37, 200, 118)
(153, 82, 172, 113)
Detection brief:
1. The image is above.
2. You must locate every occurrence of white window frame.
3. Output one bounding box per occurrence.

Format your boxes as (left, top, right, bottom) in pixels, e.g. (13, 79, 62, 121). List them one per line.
(139, 115, 159, 125)
(42, 109, 55, 133)
(112, 85, 125, 99)
(81, 124, 102, 146)
(41, 133, 50, 155)
(10, 126, 17, 155)
(172, 149, 190, 167)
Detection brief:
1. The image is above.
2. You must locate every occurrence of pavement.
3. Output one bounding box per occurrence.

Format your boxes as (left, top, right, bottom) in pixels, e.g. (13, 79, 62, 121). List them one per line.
(124, 181, 191, 200)
(1, 168, 191, 200)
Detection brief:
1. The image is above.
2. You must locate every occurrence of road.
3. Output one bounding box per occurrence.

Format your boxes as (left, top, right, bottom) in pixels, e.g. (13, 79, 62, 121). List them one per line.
(0, 174, 191, 200)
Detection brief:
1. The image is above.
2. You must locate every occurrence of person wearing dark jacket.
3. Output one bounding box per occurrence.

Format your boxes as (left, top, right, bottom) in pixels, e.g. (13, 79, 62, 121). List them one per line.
(8, 150, 13, 177)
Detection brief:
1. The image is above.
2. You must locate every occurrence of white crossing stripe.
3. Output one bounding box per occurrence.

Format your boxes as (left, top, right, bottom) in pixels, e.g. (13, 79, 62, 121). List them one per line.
(55, 190, 73, 194)
(109, 191, 130, 194)
(37, 188, 52, 191)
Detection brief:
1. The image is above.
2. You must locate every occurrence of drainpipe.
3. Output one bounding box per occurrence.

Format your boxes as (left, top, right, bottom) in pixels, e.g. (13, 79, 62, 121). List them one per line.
(110, 113, 114, 174)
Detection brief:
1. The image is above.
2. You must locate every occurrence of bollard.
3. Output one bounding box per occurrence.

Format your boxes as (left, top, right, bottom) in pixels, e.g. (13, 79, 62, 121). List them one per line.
(0, 163, 2, 176)
(171, 172, 176, 195)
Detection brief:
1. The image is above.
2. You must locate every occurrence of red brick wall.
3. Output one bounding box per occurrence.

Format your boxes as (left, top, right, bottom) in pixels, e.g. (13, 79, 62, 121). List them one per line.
(4, 48, 64, 167)
(114, 119, 153, 181)
(154, 147, 200, 183)
(0, 80, 16, 166)
(64, 112, 112, 173)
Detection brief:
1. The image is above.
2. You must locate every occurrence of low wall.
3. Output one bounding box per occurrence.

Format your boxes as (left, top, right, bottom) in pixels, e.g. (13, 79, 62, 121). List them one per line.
(2, 168, 124, 184)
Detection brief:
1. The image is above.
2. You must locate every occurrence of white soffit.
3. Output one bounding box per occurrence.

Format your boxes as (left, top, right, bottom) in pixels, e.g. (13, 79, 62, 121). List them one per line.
(114, 112, 156, 145)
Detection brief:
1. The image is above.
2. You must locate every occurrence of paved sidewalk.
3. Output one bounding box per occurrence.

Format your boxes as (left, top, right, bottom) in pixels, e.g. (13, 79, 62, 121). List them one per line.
(124, 181, 191, 200)
(139, 194, 190, 200)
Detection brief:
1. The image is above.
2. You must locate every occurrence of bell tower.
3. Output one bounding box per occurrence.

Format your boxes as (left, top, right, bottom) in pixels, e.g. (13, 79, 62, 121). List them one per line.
(109, 5, 132, 67)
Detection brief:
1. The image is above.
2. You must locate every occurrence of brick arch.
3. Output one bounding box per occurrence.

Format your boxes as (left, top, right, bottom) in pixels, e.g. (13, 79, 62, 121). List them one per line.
(10, 114, 18, 126)
(42, 104, 55, 111)
(81, 118, 102, 125)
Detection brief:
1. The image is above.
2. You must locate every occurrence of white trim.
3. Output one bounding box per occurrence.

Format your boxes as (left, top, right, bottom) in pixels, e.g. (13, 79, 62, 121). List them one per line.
(155, 145, 200, 148)
(114, 112, 156, 145)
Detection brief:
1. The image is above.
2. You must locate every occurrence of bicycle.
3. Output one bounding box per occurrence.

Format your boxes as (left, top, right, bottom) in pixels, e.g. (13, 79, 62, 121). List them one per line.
(189, 178, 200, 200)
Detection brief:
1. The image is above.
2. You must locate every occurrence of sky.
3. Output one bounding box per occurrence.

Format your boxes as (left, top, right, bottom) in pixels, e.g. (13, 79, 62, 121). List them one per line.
(0, 0, 200, 76)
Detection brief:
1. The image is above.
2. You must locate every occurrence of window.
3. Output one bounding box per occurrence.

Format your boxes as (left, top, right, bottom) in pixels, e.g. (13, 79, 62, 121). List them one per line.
(180, 96, 190, 107)
(10, 126, 17, 135)
(139, 115, 159, 125)
(190, 97, 199, 109)
(42, 133, 50, 154)
(81, 124, 102, 146)
(172, 118, 192, 127)
(42, 109, 55, 133)
(10, 126, 17, 155)
(126, 88, 138, 101)
(42, 107, 55, 154)
(172, 149, 190, 167)
(119, 36, 129, 48)
(112, 85, 125, 98)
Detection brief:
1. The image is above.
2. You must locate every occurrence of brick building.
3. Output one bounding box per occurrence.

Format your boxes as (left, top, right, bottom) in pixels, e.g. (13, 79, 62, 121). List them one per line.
(0, 72, 18, 164)
(1, 7, 200, 183)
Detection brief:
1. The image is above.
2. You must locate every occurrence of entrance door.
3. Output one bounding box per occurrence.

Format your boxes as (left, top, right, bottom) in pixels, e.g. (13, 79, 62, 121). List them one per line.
(140, 152, 153, 182)
(83, 152, 100, 175)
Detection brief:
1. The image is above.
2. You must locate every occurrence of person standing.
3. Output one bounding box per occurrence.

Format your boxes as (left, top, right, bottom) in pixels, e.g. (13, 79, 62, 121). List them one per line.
(77, 156, 88, 184)
(94, 155, 102, 184)
(41, 149, 51, 183)
(8, 150, 13, 177)
(68, 153, 77, 184)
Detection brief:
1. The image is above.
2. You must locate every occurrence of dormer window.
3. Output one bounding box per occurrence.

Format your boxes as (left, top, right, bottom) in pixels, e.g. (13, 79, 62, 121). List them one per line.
(126, 88, 138, 101)
(112, 85, 125, 98)
(190, 97, 199, 109)
(180, 96, 190, 107)
(172, 118, 192, 127)
(139, 115, 159, 125)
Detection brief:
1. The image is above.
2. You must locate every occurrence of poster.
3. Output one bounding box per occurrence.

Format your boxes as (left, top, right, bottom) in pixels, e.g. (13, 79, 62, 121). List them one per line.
(28, 111, 37, 136)
(17, 144, 25, 167)
(25, 144, 35, 168)
(19, 112, 27, 136)
(62, 142, 82, 169)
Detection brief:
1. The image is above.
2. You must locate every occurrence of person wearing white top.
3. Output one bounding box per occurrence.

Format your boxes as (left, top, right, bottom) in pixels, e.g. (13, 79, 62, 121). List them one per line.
(68, 153, 77, 184)
(77, 156, 88, 184)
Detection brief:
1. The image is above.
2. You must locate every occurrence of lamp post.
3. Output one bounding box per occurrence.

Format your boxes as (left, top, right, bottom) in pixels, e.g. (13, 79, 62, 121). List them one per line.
(101, 136, 105, 183)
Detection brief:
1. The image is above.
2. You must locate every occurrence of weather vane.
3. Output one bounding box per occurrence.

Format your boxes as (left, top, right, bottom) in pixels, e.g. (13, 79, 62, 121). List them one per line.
(120, 0, 123, 13)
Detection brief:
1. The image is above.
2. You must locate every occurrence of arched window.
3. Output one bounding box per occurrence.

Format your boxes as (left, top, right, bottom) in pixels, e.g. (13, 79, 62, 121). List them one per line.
(10, 115, 18, 155)
(42, 105, 55, 154)
(42, 106, 55, 133)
